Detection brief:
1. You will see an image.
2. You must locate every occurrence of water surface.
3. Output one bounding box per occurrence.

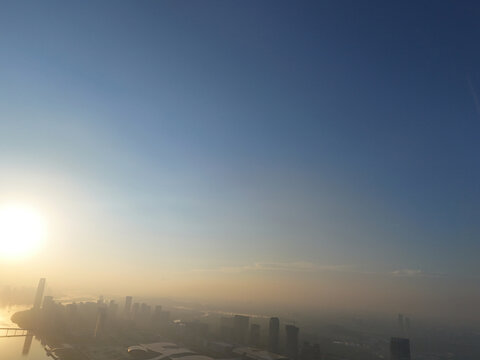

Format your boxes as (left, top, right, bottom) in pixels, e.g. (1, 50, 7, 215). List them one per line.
(0, 305, 50, 360)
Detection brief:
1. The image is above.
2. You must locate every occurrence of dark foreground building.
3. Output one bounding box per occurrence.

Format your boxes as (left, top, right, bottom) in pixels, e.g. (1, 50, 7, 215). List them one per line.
(390, 337, 410, 360)
(268, 317, 280, 353)
(285, 325, 299, 360)
(233, 315, 250, 344)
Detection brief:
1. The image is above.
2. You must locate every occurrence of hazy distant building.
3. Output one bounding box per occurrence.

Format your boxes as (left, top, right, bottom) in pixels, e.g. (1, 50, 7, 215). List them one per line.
(233, 315, 250, 344)
(33, 278, 45, 309)
(124, 296, 132, 317)
(220, 316, 234, 342)
(404, 317, 410, 333)
(159, 310, 170, 325)
(268, 317, 280, 353)
(250, 324, 260, 347)
(108, 300, 118, 318)
(390, 337, 410, 360)
(66, 303, 78, 322)
(141, 302, 151, 316)
(311, 343, 321, 360)
(132, 302, 140, 320)
(42, 296, 54, 312)
(300, 341, 320, 360)
(397, 314, 404, 333)
(94, 307, 107, 338)
(285, 325, 299, 360)
(185, 321, 209, 345)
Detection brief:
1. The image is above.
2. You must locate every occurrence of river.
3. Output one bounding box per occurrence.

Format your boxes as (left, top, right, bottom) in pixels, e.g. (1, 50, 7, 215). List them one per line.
(0, 305, 51, 360)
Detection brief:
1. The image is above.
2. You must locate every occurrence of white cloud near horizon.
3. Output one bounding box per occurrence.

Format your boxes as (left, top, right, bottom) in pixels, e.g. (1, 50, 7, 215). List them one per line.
(391, 269, 444, 278)
(192, 261, 353, 274)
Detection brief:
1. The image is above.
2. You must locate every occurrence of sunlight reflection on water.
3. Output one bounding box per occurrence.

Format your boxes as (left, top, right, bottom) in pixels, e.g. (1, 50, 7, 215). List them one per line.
(0, 304, 50, 360)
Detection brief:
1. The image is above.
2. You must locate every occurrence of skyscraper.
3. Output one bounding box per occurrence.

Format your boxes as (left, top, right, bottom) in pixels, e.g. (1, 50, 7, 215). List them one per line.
(285, 325, 299, 360)
(132, 302, 140, 320)
(124, 296, 132, 317)
(269, 317, 280, 353)
(33, 278, 45, 309)
(397, 314, 404, 333)
(390, 337, 411, 360)
(220, 316, 234, 342)
(108, 300, 118, 318)
(94, 307, 107, 338)
(404, 317, 411, 333)
(250, 323, 260, 347)
(233, 315, 249, 344)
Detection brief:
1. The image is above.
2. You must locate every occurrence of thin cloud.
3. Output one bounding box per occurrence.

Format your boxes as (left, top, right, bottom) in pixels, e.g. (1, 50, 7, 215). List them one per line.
(193, 261, 352, 274)
(391, 269, 444, 278)
(391, 269, 424, 277)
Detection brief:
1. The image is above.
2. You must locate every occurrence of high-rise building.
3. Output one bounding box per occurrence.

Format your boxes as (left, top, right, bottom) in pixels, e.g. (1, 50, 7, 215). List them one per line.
(42, 296, 55, 312)
(300, 341, 312, 360)
(66, 303, 78, 325)
(108, 300, 118, 318)
(33, 278, 46, 309)
(268, 317, 280, 353)
(124, 296, 133, 317)
(250, 324, 261, 347)
(141, 302, 151, 316)
(233, 315, 249, 344)
(397, 314, 404, 333)
(390, 337, 411, 360)
(220, 316, 234, 342)
(404, 317, 411, 333)
(285, 325, 299, 360)
(94, 307, 107, 338)
(132, 302, 140, 320)
(300, 341, 321, 360)
(311, 343, 321, 360)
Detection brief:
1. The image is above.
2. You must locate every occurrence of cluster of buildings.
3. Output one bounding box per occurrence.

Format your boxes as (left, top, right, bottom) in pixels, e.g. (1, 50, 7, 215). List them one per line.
(216, 315, 305, 360)
(389, 314, 411, 360)
(27, 278, 412, 360)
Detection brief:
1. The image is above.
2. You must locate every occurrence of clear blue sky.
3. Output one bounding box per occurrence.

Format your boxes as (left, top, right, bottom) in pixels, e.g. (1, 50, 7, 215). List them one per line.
(1, 1, 479, 305)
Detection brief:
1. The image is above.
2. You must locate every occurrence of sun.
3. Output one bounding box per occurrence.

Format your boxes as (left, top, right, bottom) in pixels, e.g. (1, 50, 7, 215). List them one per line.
(0, 204, 46, 260)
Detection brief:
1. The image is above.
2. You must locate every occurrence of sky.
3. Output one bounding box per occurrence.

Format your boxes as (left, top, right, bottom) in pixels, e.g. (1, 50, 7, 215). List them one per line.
(1, 1, 480, 319)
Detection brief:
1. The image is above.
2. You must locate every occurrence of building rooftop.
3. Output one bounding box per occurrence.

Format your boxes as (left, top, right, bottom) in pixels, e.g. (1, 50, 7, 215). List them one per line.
(233, 347, 288, 360)
(127, 342, 215, 360)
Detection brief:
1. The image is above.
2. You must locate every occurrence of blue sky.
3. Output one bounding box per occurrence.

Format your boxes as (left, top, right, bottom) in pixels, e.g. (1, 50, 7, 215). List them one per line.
(1, 1, 480, 307)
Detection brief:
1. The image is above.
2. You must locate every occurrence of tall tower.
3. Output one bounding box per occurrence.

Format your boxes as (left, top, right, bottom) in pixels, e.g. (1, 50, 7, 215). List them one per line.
(390, 337, 411, 360)
(233, 315, 249, 344)
(33, 278, 46, 309)
(124, 296, 133, 317)
(250, 323, 261, 347)
(397, 314, 404, 334)
(268, 317, 280, 353)
(285, 325, 299, 360)
(94, 307, 107, 338)
(404, 317, 411, 333)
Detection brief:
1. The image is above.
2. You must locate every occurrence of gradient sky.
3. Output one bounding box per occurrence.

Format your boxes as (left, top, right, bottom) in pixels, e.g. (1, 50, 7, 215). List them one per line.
(1, 1, 480, 317)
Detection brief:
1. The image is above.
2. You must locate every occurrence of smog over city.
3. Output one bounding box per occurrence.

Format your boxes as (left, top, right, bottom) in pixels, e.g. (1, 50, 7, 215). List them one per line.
(1, 1, 480, 360)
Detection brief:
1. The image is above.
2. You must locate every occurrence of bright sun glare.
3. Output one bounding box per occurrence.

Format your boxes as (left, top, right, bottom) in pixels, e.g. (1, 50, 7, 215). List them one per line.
(0, 204, 46, 259)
